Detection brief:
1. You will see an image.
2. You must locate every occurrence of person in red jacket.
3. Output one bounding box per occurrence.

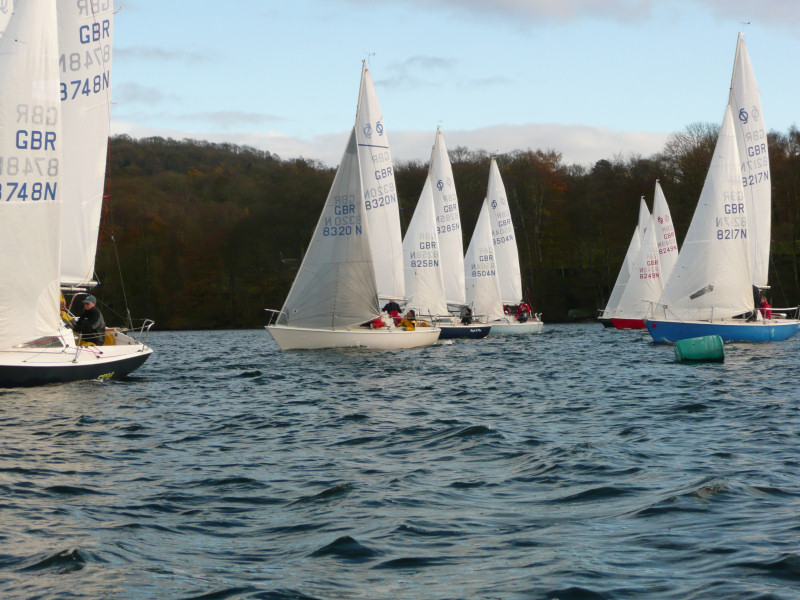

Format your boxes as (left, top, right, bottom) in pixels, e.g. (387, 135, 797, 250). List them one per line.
(758, 295, 772, 320)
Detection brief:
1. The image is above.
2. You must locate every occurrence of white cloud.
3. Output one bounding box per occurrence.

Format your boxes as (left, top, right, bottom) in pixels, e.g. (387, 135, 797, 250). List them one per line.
(110, 120, 669, 168)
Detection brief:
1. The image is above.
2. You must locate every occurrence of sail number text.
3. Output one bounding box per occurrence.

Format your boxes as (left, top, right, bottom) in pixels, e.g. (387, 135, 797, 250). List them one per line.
(323, 195, 362, 236)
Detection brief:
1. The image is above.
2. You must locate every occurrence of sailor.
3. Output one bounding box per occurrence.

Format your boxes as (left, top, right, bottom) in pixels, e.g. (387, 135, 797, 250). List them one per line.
(73, 295, 106, 346)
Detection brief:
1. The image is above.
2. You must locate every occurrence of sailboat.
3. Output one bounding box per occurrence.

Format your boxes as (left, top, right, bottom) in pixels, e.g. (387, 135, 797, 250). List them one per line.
(267, 128, 439, 350)
(401, 129, 490, 339)
(266, 64, 439, 350)
(645, 105, 799, 342)
(0, 0, 153, 387)
(610, 181, 678, 329)
(484, 158, 543, 334)
(598, 197, 649, 327)
(646, 35, 799, 343)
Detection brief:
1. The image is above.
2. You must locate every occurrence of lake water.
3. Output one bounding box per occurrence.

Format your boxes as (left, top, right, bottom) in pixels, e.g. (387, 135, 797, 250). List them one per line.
(1, 324, 799, 599)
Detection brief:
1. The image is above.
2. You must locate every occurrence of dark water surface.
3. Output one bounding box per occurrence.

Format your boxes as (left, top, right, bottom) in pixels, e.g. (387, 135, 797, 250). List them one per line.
(2, 324, 799, 599)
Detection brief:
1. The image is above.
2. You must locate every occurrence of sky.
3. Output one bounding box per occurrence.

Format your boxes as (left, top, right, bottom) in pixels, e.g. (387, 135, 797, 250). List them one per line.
(111, 0, 800, 168)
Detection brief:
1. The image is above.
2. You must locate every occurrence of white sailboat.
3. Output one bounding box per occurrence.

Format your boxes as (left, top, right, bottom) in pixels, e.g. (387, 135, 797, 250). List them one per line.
(599, 197, 649, 326)
(645, 104, 799, 342)
(267, 128, 439, 350)
(0, 0, 152, 387)
(484, 158, 543, 334)
(646, 35, 799, 343)
(402, 129, 490, 339)
(610, 181, 679, 329)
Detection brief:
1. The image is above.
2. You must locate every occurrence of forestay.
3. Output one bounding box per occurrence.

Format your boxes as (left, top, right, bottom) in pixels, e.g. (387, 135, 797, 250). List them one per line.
(278, 129, 380, 329)
(402, 176, 448, 317)
(729, 34, 770, 289)
(57, 0, 114, 287)
(430, 128, 465, 305)
(0, 0, 62, 349)
(355, 63, 404, 301)
(465, 202, 504, 321)
(486, 158, 522, 304)
(655, 106, 752, 321)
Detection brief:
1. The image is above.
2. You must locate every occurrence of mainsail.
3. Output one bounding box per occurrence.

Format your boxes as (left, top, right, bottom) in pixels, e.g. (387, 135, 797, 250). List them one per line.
(729, 33, 770, 289)
(355, 62, 404, 301)
(486, 158, 523, 304)
(0, 0, 62, 348)
(57, 0, 114, 286)
(430, 128, 466, 305)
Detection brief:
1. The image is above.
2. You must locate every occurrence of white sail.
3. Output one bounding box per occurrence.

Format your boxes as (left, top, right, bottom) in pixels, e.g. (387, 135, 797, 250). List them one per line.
(402, 176, 448, 317)
(729, 33, 770, 289)
(355, 62, 404, 301)
(601, 197, 648, 318)
(0, 0, 63, 349)
(278, 128, 380, 329)
(652, 180, 679, 283)
(486, 158, 523, 304)
(0, 1, 15, 36)
(430, 128, 465, 305)
(56, 0, 113, 286)
(656, 105, 752, 320)
(465, 202, 504, 321)
(615, 214, 661, 318)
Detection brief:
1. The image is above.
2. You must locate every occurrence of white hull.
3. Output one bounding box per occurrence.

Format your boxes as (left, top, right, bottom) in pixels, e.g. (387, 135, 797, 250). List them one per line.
(267, 324, 440, 350)
(488, 318, 544, 335)
(0, 328, 152, 386)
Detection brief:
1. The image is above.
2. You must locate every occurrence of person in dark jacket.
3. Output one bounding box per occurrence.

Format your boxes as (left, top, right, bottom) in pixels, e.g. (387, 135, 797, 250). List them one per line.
(73, 295, 106, 346)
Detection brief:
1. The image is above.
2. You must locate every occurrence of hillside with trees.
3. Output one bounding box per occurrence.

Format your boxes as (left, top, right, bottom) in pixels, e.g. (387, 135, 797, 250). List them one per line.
(93, 127, 800, 329)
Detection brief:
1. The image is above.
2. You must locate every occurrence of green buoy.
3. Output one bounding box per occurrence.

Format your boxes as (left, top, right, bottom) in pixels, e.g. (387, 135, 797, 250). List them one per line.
(674, 334, 725, 363)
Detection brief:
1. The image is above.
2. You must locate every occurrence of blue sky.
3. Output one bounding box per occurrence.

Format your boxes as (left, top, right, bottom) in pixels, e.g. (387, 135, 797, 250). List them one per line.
(112, 0, 800, 167)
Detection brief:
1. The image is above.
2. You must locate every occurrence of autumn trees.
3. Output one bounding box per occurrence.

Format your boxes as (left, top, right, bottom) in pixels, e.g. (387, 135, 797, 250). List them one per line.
(94, 129, 800, 328)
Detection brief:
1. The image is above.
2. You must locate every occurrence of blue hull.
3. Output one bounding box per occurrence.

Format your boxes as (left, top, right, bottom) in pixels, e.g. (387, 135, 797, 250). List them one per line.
(438, 324, 491, 340)
(645, 319, 800, 343)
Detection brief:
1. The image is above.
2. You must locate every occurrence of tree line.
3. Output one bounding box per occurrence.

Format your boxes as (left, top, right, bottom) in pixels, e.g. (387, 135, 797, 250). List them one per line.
(93, 126, 800, 329)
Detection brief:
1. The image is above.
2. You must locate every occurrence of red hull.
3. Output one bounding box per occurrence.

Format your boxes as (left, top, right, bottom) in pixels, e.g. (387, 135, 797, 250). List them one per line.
(610, 318, 646, 330)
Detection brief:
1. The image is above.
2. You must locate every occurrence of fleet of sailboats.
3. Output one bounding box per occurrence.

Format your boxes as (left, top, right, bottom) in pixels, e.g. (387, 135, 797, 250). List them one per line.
(2, 10, 795, 386)
(0, 0, 153, 387)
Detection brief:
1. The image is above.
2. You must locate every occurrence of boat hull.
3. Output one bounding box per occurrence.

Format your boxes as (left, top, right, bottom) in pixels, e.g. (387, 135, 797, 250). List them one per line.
(0, 347, 152, 387)
(488, 320, 544, 335)
(266, 324, 441, 350)
(598, 317, 615, 328)
(438, 324, 491, 340)
(645, 319, 800, 343)
(610, 318, 646, 330)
